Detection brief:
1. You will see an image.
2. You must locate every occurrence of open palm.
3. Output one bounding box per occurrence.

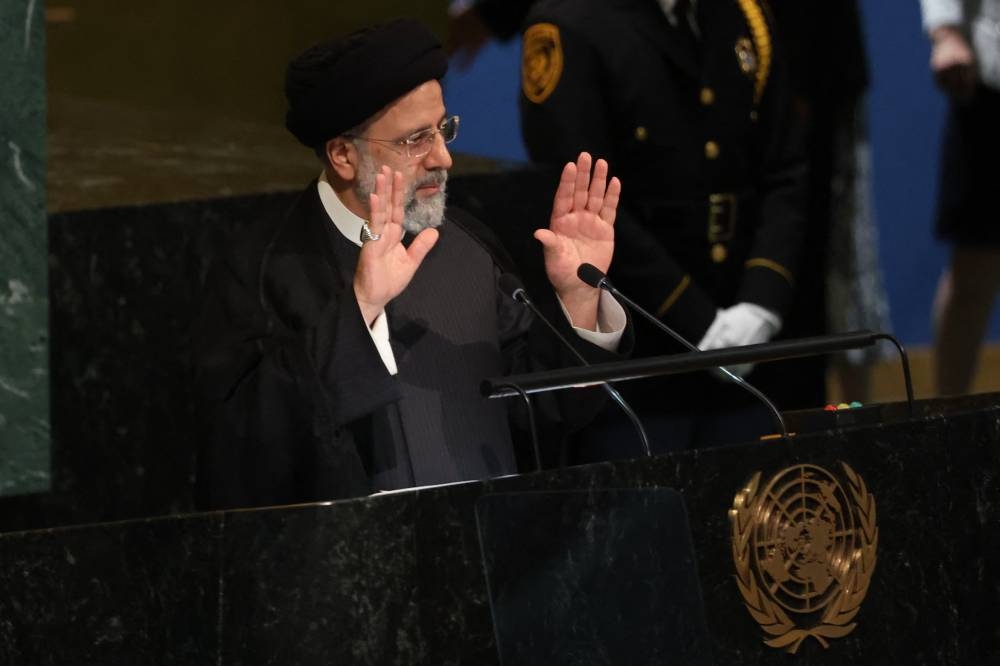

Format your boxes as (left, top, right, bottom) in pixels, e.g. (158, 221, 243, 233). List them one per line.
(354, 167, 439, 325)
(535, 152, 621, 296)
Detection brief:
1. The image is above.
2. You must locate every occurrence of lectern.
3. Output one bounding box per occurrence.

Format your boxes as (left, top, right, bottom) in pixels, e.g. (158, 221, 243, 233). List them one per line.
(0, 394, 997, 664)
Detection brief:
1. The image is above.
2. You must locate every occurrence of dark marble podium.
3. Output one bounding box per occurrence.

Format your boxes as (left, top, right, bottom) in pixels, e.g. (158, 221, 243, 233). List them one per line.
(1, 396, 997, 665)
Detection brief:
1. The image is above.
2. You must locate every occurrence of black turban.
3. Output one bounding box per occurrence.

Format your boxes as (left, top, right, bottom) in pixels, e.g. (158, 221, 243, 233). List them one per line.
(284, 18, 448, 148)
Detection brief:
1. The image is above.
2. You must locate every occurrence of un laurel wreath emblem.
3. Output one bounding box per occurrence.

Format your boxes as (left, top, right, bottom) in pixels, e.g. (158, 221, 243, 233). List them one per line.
(729, 462, 878, 654)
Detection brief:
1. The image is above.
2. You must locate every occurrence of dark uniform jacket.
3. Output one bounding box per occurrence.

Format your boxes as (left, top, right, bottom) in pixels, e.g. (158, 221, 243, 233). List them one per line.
(521, 0, 807, 350)
(194, 181, 626, 510)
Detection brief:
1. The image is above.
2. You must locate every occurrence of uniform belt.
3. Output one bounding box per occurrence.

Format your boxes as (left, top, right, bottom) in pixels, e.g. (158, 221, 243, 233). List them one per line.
(707, 192, 738, 244)
(639, 191, 756, 243)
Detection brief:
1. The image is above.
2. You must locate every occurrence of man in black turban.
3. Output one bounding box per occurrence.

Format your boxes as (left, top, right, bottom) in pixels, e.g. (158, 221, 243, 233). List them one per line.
(195, 19, 629, 510)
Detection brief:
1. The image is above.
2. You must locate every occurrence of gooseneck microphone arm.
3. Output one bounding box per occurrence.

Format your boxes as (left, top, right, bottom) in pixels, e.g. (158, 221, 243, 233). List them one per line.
(498, 273, 652, 457)
(493, 382, 541, 472)
(576, 263, 789, 440)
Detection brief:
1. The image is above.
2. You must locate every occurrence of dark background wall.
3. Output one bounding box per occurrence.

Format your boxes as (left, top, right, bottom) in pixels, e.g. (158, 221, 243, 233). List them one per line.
(0, 195, 291, 530)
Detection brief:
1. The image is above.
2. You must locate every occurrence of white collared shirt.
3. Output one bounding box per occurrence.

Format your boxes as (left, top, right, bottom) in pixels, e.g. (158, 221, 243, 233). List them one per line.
(658, 0, 700, 38)
(317, 172, 399, 375)
(315, 172, 625, 375)
(657, 0, 679, 19)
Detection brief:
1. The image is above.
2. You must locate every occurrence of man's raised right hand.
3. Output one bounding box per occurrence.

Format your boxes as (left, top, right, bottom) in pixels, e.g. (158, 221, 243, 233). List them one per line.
(353, 166, 439, 326)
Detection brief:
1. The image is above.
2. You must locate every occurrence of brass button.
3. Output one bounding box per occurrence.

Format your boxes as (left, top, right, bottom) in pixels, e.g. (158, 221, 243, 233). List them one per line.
(700, 87, 715, 105)
(711, 243, 728, 263)
(705, 140, 720, 160)
(634, 126, 648, 141)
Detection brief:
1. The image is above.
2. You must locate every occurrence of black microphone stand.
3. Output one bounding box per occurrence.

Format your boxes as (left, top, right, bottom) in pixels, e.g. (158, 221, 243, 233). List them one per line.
(577, 263, 789, 439)
(499, 274, 652, 457)
(493, 382, 542, 472)
(482, 331, 915, 419)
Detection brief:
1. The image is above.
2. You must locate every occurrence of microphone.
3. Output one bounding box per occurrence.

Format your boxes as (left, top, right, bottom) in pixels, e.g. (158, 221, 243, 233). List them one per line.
(576, 263, 788, 439)
(498, 273, 652, 457)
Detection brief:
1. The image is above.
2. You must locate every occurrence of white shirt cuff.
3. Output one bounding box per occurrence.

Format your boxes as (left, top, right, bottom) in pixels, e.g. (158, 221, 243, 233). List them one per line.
(558, 290, 626, 352)
(368, 309, 398, 375)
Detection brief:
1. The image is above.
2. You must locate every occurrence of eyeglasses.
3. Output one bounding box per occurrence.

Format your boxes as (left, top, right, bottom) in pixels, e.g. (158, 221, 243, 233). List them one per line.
(347, 115, 460, 159)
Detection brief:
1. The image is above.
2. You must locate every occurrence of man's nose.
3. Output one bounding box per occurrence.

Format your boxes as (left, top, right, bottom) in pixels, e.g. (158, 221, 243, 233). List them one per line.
(422, 131, 453, 170)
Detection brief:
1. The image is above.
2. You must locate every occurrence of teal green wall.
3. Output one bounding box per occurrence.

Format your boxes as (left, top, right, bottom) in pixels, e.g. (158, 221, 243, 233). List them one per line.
(0, 1, 49, 495)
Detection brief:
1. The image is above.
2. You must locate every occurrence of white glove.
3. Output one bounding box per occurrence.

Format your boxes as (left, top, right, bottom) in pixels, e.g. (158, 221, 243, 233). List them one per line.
(697, 303, 782, 377)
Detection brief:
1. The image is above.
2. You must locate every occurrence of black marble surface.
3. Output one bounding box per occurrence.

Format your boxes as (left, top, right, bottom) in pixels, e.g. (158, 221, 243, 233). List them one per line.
(477, 489, 711, 665)
(0, 513, 221, 664)
(485, 415, 999, 664)
(0, 191, 297, 531)
(0, 403, 996, 664)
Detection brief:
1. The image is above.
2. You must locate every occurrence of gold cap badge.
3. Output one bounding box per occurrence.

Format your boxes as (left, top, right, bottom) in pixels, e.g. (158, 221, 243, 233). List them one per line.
(522, 23, 564, 104)
(730, 462, 878, 654)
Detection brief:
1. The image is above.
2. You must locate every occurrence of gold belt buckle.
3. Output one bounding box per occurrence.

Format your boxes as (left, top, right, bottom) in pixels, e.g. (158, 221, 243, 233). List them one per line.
(707, 193, 737, 263)
(707, 193, 738, 243)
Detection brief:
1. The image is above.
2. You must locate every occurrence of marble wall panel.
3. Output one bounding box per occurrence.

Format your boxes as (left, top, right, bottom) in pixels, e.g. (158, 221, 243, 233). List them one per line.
(0, 0, 49, 494)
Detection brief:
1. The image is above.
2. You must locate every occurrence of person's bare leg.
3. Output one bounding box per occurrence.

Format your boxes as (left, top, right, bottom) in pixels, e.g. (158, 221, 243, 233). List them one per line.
(932, 246, 1000, 395)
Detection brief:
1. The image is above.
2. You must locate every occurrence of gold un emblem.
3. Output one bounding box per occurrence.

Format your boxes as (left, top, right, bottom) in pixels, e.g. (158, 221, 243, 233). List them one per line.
(729, 462, 878, 654)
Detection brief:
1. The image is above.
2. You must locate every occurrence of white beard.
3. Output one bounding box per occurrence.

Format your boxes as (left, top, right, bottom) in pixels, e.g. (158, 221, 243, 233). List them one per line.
(354, 143, 447, 234)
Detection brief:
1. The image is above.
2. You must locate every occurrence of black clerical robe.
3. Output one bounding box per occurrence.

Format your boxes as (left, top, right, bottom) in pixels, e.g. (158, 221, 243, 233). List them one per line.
(195, 181, 625, 510)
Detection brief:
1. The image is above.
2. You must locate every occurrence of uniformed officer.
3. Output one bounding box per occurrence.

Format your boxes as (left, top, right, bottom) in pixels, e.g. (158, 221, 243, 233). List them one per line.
(520, 0, 808, 452)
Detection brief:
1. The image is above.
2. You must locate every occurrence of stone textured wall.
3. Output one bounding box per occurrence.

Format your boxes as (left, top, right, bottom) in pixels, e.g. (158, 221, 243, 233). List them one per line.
(0, 1, 48, 495)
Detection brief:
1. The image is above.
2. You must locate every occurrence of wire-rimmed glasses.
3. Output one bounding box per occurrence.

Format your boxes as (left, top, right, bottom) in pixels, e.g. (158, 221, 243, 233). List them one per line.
(347, 115, 460, 159)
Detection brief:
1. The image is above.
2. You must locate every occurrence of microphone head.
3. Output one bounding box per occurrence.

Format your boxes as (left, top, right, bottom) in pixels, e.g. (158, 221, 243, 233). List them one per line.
(577, 263, 607, 288)
(498, 272, 528, 303)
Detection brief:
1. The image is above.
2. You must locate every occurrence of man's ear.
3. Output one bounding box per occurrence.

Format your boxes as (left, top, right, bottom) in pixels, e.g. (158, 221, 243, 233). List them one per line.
(326, 137, 357, 181)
